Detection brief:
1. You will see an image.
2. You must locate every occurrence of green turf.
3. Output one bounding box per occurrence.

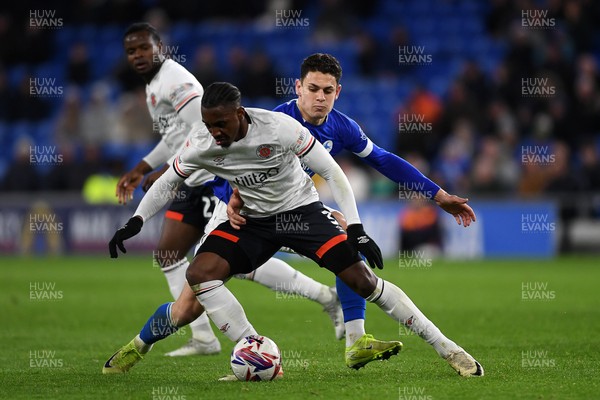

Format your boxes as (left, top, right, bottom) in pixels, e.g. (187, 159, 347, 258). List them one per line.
(1, 255, 599, 399)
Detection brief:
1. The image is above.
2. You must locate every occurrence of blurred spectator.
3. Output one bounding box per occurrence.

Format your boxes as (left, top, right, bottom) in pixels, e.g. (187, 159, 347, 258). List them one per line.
(504, 26, 536, 88)
(396, 84, 443, 157)
(19, 25, 53, 65)
(382, 26, 411, 77)
(226, 46, 249, 91)
(562, 0, 593, 53)
(399, 199, 442, 257)
(458, 60, 489, 106)
(470, 136, 518, 195)
(81, 82, 116, 146)
(517, 161, 548, 197)
(431, 119, 474, 193)
(438, 81, 481, 139)
(243, 50, 278, 99)
(312, 0, 355, 43)
(579, 142, 600, 193)
(54, 87, 83, 146)
(576, 53, 600, 87)
(539, 39, 574, 99)
(544, 141, 583, 251)
(0, 13, 20, 65)
(0, 67, 10, 121)
(572, 73, 600, 138)
(2, 137, 40, 192)
(66, 42, 91, 86)
(9, 75, 51, 122)
(111, 89, 154, 145)
(485, 0, 515, 38)
(354, 29, 379, 77)
(43, 144, 102, 191)
(547, 97, 571, 147)
(192, 44, 222, 86)
(144, 8, 171, 41)
(489, 62, 518, 108)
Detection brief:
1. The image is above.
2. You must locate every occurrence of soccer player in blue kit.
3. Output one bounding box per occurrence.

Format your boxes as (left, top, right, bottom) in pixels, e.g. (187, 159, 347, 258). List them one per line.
(227, 53, 482, 375)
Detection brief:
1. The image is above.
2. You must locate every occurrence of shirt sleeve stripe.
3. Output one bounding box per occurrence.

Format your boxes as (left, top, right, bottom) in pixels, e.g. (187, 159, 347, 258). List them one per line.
(174, 93, 200, 112)
(354, 139, 373, 158)
(296, 135, 316, 157)
(173, 157, 189, 178)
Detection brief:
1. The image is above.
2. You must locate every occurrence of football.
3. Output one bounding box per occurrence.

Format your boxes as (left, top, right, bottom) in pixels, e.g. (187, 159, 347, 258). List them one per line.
(230, 335, 282, 381)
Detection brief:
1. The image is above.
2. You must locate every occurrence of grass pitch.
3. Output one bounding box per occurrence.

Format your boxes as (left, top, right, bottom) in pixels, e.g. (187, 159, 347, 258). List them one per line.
(1, 255, 599, 399)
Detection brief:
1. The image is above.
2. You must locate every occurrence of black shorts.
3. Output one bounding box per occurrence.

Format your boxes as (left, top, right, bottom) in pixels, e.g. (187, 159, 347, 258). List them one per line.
(198, 201, 362, 275)
(165, 184, 217, 231)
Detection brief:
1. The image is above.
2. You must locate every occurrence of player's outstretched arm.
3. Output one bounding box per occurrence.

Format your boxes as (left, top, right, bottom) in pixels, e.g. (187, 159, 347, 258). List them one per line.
(109, 167, 184, 258)
(357, 141, 476, 226)
(433, 189, 476, 227)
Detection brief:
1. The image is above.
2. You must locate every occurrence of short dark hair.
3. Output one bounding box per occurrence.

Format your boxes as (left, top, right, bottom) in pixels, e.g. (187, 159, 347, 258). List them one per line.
(300, 53, 342, 84)
(123, 22, 161, 43)
(201, 82, 241, 109)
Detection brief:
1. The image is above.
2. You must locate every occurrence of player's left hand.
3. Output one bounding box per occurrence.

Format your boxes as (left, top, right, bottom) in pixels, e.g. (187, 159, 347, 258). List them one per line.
(109, 216, 143, 258)
(347, 224, 383, 269)
(227, 188, 246, 230)
(433, 189, 476, 227)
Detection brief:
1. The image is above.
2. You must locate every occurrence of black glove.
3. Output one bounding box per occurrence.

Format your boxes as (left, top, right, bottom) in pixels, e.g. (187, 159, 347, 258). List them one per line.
(109, 216, 143, 258)
(346, 223, 383, 269)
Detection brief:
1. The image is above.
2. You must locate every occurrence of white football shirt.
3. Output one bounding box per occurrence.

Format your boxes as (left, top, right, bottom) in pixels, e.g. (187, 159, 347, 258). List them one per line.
(173, 108, 320, 216)
(145, 59, 213, 186)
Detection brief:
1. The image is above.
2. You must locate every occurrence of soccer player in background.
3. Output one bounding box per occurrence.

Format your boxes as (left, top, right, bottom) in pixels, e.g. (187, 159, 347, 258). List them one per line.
(115, 23, 344, 357)
(103, 83, 482, 378)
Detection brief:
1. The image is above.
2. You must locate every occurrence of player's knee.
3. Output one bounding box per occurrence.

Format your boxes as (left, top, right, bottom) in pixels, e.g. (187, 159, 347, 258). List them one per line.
(186, 253, 230, 286)
(338, 262, 378, 297)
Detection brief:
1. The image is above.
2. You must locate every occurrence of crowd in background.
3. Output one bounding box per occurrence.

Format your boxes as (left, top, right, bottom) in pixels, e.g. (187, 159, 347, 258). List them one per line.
(1, 0, 600, 222)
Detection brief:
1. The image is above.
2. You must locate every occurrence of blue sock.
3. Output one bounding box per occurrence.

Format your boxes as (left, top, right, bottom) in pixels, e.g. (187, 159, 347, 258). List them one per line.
(139, 302, 179, 345)
(336, 276, 366, 323)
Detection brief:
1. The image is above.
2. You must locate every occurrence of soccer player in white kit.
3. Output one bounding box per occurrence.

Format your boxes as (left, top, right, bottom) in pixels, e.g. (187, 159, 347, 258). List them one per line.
(114, 23, 343, 357)
(103, 83, 483, 378)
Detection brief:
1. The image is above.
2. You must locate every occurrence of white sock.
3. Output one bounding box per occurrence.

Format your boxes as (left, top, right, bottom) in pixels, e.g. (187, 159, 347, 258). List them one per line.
(134, 334, 153, 354)
(367, 278, 460, 358)
(162, 258, 189, 300)
(250, 258, 332, 305)
(162, 258, 217, 343)
(191, 280, 257, 342)
(345, 319, 366, 347)
(188, 312, 217, 343)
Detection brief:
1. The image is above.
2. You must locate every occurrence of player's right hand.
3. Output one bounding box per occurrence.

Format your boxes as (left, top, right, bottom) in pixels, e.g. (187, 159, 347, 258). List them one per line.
(227, 188, 246, 230)
(116, 171, 144, 204)
(109, 216, 143, 258)
(346, 224, 383, 269)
